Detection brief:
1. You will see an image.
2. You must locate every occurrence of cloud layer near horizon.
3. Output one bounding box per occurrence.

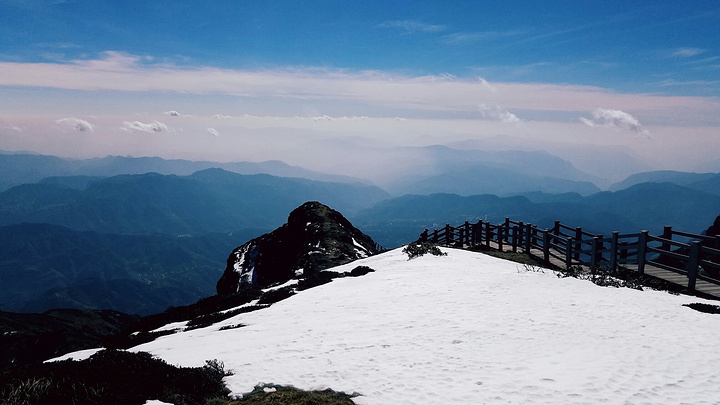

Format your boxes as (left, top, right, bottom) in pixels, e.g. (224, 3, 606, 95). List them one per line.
(1, 52, 718, 125)
(1, 52, 720, 177)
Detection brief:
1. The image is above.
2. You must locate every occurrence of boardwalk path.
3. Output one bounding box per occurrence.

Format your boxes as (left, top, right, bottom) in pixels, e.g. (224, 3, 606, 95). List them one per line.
(483, 240, 720, 299)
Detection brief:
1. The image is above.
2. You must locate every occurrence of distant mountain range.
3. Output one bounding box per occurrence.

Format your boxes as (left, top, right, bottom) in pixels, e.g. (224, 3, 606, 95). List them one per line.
(351, 182, 720, 247)
(0, 168, 390, 234)
(609, 170, 720, 195)
(1, 151, 719, 316)
(395, 163, 600, 196)
(0, 169, 389, 315)
(0, 152, 367, 192)
(0, 223, 245, 315)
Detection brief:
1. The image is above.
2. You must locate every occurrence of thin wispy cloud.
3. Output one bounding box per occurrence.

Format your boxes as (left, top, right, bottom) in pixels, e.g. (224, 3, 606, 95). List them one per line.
(478, 77, 497, 93)
(440, 30, 521, 45)
(207, 128, 219, 137)
(1, 53, 717, 123)
(55, 117, 94, 132)
(672, 48, 706, 58)
(440, 32, 498, 44)
(377, 20, 445, 34)
(657, 79, 720, 87)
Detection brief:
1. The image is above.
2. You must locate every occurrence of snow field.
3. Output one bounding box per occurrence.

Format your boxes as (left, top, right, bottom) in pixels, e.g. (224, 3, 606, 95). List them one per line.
(126, 248, 720, 403)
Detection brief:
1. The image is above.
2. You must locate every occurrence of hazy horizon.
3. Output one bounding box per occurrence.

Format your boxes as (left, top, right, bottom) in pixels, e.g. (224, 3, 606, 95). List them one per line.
(2, 1, 719, 182)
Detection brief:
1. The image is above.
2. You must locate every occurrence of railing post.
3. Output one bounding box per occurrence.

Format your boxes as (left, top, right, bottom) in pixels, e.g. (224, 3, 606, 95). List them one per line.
(591, 236, 600, 267)
(610, 231, 619, 271)
(565, 237, 573, 268)
(464, 221, 470, 246)
(542, 229, 550, 263)
(620, 241, 628, 263)
(574, 227, 582, 261)
(445, 224, 452, 245)
(498, 224, 504, 251)
(637, 231, 648, 276)
(485, 222, 491, 248)
(662, 226, 672, 252)
(432, 229, 438, 243)
(525, 224, 532, 254)
(476, 220, 483, 246)
(512, 226, 519, 252)
(687, 241, 701, 293)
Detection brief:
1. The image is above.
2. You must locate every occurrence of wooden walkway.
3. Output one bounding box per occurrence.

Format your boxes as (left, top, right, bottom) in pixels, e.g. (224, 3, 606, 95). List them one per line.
(485, 240, 720, 299)
(430, 218, 720, 300)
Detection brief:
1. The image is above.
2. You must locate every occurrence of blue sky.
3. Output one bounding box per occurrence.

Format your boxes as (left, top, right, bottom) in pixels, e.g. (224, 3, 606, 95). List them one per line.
(3, 0, 718, 94)
(1, 1, 719, 181)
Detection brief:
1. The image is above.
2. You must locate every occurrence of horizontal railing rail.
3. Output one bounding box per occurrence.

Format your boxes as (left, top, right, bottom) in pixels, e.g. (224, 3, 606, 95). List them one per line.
(422, 218, 720, 294)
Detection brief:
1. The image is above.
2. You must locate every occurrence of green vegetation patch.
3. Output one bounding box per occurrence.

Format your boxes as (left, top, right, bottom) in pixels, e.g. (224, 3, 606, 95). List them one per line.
(0, 350, 230, 405)
(402, 242, 447, 259)
(226, 384, 359, 405)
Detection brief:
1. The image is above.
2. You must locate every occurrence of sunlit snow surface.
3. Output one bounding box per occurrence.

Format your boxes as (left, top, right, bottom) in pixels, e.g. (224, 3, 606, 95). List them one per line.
(121, 249, 720, 403)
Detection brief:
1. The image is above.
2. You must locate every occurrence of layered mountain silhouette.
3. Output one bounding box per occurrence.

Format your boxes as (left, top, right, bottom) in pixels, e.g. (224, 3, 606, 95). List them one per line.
(353, 182, 720, 247)
(0, 168, 389, 234)
(609, 170, 720, 194)
(0, 223, 242, 315)
(217, 201, 381, 294)
(0, 153, 365, 191)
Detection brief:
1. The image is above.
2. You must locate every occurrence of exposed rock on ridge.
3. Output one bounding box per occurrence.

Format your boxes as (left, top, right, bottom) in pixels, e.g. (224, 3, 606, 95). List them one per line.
(216, 201, 381, 295)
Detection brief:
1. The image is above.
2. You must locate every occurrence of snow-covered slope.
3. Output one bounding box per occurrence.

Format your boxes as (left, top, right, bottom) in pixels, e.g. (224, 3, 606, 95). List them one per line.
(57, 248, 720, 404)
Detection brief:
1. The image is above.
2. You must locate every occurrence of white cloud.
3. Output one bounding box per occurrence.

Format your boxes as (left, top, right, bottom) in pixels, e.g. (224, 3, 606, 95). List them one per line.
(212, 114, 233, 119)
(1, 53, 717, 122)
(164, 110, 180, 116)
(440, 32, 498, 44)
(580, 108, 650, 137)
(0, 119, 23, 133)
(478, 77, 497, 93)
(436, 73, 457, 81)
(121, 120, 168, 134)
(479, 104, 521, 124)
(339, 116, 369, 120)
(377, 20, 445, 34)
(672, 48, 706, 58)
(312, 115, 334, 122)
(55, 117, 94, 132)
(207, 128, 219, 137)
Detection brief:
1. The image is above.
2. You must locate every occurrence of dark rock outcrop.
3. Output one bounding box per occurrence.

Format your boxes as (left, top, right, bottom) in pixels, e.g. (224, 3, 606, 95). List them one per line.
(217, 201, 381, 295)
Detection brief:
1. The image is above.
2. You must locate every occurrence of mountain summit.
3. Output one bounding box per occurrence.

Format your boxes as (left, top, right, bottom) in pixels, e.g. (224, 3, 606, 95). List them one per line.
(216, 201, 381, 294)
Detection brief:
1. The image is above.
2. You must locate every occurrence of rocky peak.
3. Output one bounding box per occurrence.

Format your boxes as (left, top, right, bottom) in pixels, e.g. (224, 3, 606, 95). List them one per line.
(216, 201, 381, 295)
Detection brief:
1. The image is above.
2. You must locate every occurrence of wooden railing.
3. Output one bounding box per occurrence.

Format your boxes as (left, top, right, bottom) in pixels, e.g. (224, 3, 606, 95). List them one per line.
(425, 218, 720, 293)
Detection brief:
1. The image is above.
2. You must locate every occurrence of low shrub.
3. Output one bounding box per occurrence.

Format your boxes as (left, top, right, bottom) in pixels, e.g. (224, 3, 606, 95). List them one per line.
(296, 271, 338, 291)
(256, 286, 296, 305)
(347, 266, 375, 277)
(402, 242, 447, 259)
(683, 303, 720, 314)
(556, 265, 644, 290)
(233, 383, 359, 405)
(0, 350, 231, 405)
